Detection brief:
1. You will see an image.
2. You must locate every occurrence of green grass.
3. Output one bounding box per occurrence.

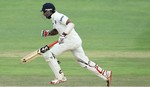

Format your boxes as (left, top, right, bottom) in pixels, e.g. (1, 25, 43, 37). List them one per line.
(0, 0, 150, 86)
(0, 56, 150, 86)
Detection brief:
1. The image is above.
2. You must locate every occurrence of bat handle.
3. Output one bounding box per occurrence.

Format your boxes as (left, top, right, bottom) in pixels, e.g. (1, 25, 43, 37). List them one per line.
(37, 40, 58, 54)
(48, 40, 58, 48)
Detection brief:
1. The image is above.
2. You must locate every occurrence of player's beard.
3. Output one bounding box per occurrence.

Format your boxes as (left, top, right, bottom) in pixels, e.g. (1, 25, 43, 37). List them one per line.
(44, 12, 52, 19)
(46, 15, 51, 19)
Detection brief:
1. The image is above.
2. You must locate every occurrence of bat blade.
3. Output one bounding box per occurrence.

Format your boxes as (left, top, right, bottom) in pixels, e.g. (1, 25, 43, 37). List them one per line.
(21, 50, 40, 64)
(21, 40, 58, 64)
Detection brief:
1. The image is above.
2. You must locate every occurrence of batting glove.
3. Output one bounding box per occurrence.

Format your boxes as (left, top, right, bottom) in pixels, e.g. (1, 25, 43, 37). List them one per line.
(40, 45, 49, 53)
(58, 35, 65, 44)
(58, 32, 67, 44)
(41, 30, 50, 37)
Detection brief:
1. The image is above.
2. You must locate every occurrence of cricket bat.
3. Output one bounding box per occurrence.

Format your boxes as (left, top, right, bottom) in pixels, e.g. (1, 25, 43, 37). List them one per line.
(21, 40, 58, 64)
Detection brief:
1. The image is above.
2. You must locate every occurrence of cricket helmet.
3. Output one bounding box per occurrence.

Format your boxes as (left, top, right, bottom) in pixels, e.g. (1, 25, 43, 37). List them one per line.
(41, 3, 55, 13)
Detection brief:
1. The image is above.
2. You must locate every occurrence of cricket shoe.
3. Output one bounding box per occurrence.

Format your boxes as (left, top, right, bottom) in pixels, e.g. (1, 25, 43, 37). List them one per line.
(49, 76, 67, 84)
(106, 71, 112, 87)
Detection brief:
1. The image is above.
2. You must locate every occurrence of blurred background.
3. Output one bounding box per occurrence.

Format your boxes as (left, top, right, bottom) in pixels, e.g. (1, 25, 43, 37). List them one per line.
(0, 0, 150, 86)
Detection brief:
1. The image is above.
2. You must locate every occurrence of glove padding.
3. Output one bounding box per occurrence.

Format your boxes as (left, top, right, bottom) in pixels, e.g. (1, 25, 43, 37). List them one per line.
(58, 35, 65, 44)
(40, 45, 49, 53)
(41, 30, 50, 37)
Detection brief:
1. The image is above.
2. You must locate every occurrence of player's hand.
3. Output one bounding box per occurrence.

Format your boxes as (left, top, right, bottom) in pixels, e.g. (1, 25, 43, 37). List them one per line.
(40, 45, 49, 53)
(41, 30, 50, 37)
(58, 35, 65, 44)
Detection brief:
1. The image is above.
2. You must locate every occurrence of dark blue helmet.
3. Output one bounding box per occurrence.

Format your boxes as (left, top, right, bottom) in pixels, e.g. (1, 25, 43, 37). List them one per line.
(41, 3, 55, 13)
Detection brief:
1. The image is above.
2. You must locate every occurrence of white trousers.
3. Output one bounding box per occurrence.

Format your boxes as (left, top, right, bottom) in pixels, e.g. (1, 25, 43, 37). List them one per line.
(42, 36, 107, 80)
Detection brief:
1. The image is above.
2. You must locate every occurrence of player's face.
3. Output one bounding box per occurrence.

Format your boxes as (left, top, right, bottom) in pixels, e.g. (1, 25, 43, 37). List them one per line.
(43, 11, 52, 19)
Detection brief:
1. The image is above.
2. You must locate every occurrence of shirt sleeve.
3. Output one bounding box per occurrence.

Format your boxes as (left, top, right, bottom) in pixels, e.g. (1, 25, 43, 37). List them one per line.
(59, 15, 69, 25)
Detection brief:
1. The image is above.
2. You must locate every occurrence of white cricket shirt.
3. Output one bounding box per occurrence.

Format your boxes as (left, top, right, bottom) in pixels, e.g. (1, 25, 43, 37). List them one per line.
(51, 11, 80, 39)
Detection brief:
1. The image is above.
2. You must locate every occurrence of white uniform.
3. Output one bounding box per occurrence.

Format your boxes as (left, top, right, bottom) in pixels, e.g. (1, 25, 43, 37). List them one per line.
(50, 11, 82, 56)
(42, 11, 109, 82)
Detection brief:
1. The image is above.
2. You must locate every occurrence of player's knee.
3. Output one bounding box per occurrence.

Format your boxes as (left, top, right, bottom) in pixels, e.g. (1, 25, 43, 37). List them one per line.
(77, 59, 88, 68)
(88, 61, 97, 67)
(78, 61, 86, 68)
(77, 60, 97, 68)
(42, 51, 55, 62)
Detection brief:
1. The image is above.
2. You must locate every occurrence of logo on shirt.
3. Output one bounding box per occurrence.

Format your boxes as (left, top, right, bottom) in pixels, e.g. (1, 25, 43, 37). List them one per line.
(52, 20, 57, 25)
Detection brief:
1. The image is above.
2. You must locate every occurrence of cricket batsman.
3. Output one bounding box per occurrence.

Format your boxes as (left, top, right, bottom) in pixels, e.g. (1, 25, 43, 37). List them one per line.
(40, 3, 112, 87)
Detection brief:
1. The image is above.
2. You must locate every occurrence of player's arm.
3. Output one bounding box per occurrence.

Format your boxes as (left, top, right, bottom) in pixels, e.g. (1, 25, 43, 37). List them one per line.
(58, 19, 75, 44)
(41, 28, 58, 37)
(49, 29, 58, 36)
(62, 19, 75, 36)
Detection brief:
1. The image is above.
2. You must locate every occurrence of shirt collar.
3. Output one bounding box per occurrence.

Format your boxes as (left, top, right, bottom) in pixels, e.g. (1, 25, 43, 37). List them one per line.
(51, 11, 58, 19)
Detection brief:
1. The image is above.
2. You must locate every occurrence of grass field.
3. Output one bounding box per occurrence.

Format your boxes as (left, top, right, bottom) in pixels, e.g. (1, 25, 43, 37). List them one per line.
(0, 0, 150, 86)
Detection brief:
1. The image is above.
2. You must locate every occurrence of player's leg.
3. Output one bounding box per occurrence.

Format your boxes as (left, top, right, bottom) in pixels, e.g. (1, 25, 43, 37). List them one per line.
(42, 42, 75, 84)
(42, 50, 67, 84)
(71, 46, 112, 86)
